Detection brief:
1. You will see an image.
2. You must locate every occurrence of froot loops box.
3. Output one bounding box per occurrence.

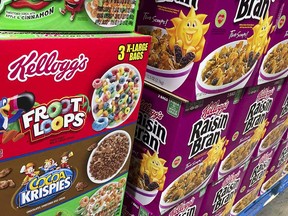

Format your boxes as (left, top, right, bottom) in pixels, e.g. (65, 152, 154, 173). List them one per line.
(214, 79, 283, 182)
(136, 0, 281, 101)
(0, 0, 138, 32)
(257, 1, 288, 85)
(126, 83, 240, 215)
(0, 31, 150, 160)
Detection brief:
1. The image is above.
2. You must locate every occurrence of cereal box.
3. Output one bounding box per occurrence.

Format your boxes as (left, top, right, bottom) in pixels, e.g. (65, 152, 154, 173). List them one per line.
(0, 32, 150, 159)
(0, 128, 135, 215)
(0, 0, 138, 32)
(123, 189, 205, 216)
(215, 79, 283, 182)
(260, 136, 288, 195)
(230, 145, 278, 215)
(126, 83, 240, 215)
(257, 1, 288, 85)
(256, 78, 288, 157)
(137, 0, 281, 101)
(198, 160, 249, 216)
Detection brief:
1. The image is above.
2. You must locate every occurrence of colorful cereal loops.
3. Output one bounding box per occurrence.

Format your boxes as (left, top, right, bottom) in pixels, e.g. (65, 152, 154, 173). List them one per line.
(91, 64, 141, 131)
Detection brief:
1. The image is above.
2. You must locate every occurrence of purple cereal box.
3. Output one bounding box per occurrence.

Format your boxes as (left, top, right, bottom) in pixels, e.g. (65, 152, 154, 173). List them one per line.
(257, 1, 288, 85)
(260, 137, 288, 195)
(198, 160, 249, 216)
(123, 189, 205, 216)
(214, 79, 283, 182)
(256, 78, 288, 156)
(230, 146, 277, 215)
(126, 83, 239, 215)
(137, 0, 281, 101)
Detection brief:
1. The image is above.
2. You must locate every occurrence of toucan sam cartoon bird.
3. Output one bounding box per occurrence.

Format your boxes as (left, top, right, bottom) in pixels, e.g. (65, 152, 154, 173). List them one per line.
(0, 92, 35, 144)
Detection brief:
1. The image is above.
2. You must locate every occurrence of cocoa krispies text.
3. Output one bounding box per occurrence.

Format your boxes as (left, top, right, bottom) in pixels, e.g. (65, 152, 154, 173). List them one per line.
(260, 134, 288, 195)
(0, 0, 139, 32)
(257, 0, 288, 85)
(230, 145, 278, 216)
(123, 188, 205, 216)
(199, 160, 249, 216)
(137, 0, 281, 101)
(0, 32, 150, 160)
(214, 79, 284, 182)
(126, 83, 241, 215)
(0, 125, 135, 215)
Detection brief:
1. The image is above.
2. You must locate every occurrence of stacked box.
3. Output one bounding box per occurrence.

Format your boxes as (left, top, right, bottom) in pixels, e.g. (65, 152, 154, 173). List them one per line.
(136, 0, 280, 101)
(230, 145, 278, 215)
(257, 1, 288, 85)
(198, 160, 250, 216)
(214, 79, 283, 182)
(0, 0, 139, 32)
(0, 32, 150, 215)
(260, 135, 288, 195)
(125, 83, 241, 215)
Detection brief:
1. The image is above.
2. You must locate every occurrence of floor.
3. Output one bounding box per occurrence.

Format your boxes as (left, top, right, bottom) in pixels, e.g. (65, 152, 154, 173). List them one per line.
(258, 188, 288, 215)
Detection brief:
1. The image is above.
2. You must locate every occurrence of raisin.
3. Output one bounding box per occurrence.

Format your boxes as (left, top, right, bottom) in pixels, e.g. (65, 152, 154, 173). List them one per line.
(174, 45, 183, 63)
(143, 173, 150, 186)
(180, 52, 195, 67)
(211, 78, 218, 86)
(148, 182, 159, 191)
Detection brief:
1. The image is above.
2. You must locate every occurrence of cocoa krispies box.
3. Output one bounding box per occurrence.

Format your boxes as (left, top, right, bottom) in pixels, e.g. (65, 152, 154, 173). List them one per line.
(0, 32, 150, 159)
(230, 145, 278, 216)
(257, 1, 288, 85)
(0, 0, 139, 32)
(123, 188, 205, 216)
(136, 0, 280, 101)
(260, 134, 288, 195)
(0, 126, 135, 215)
(126, 83, 241, 215)
(198, 160, 250, 216)
(256, 78, 288, 157)
(215, 79, 284, 182)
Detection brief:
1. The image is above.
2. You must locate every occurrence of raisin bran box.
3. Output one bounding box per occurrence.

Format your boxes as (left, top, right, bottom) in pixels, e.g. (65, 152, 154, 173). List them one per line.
(123, 189, 205, 216)
(215, 79, 283, 182)
(260, 136, 288, 195)
(0, 127, 135, 215)
(0, 0, 139, 32)
(257, 1, 288, 85)
(136, 0, 280, 101)
(256, 78, 288, 157)
(126, 83, 240, 215)
(230, 145, 278, 216)
(198, 159, 249, 216)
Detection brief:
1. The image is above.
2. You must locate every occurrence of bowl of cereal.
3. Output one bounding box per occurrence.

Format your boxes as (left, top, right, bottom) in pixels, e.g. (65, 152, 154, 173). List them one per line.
(259, 40, 288, 83)
(260, 169, 284, 195)
(138, 25, 194, 92)
(85, 0, 136, 27)
(218, 140, 258, 179)
(126, 182, 158, 206)
(91, 63, 142, 131)
(197, 40, 258, 98)
(258, 123, 287, 156)
(159, 162, 214, 213)
(87, 130, 131, 184)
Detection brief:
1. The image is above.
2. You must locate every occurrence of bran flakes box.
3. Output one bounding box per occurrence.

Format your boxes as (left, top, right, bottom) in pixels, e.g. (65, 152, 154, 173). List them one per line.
(199, 159, 249, 216)
(137, 0, 280, 101)
(215, 79, 283, 182)
(257, 1, 288, 84)
(256, 78, 288, 156)
(0, 127, 135, 215)
(0, 32, 150, 159)
(123, 189, 205, 216)
(0, 0, 139, 32)
(230, 145, 278, 216)
(260, 136, 288, 195)
(126, 83, 239, 215)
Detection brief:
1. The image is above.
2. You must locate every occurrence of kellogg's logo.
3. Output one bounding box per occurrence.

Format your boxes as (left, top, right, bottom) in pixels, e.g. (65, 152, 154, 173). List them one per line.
(257, 87, 275, 101)
(169, 197, 196, 216)
(20, 96, 87, 142)
(202, 100, 229, 119)
(234, 0, 275, 23)
(155, 0, 199, 9)
(8, 50, 89, 82)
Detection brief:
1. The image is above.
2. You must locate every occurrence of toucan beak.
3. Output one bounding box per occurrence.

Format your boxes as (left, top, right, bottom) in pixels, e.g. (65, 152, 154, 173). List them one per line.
(9, 92, 35, 112)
